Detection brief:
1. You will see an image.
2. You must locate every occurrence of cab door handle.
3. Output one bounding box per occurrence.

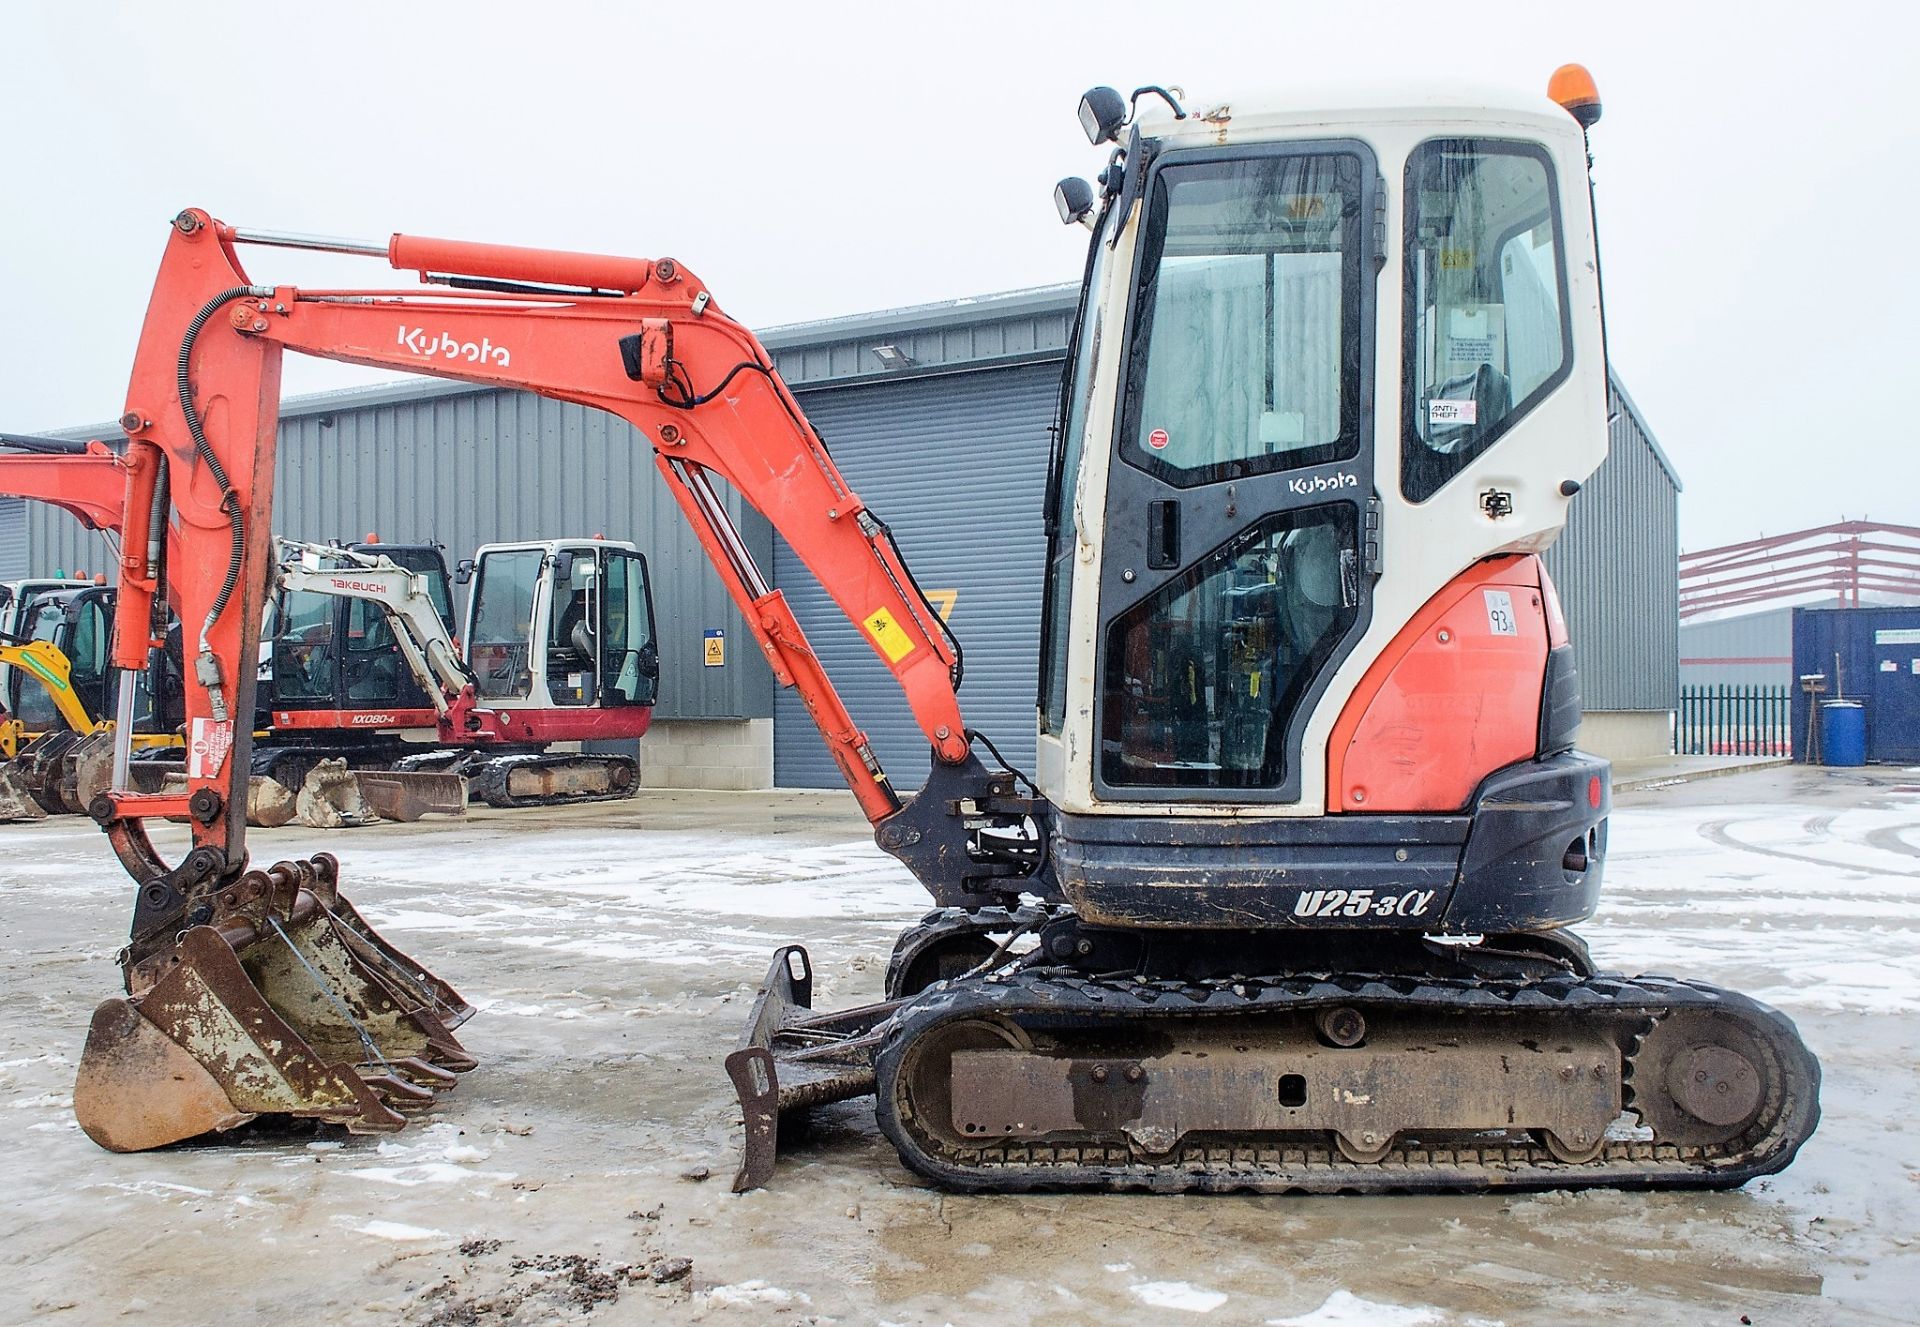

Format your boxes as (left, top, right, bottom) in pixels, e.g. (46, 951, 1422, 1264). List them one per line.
(1148, 500, 1181, 570)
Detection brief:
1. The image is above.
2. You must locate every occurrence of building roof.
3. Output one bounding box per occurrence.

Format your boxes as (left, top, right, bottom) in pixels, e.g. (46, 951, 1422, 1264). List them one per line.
(1607, 370, 1682, 491)
(32, 284, 1679, 501)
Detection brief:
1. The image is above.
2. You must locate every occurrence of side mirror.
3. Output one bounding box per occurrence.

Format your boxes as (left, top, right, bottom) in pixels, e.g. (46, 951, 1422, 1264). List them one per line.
(1054, 177, 1095, 226)
(552, 550, 575, 584)
(1077, 86, 1127, 145)
(454, 558, 475, 585)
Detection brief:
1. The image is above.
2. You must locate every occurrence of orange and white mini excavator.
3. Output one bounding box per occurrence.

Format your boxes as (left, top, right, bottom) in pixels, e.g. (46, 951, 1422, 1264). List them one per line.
(0, 68, 1817, 1190)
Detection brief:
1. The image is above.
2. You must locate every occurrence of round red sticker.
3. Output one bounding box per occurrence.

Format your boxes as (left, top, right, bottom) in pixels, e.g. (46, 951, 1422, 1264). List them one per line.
(1147, 428, 1170, 450)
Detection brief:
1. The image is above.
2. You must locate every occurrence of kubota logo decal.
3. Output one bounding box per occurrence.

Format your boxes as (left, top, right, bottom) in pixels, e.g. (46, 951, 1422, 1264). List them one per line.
(398, 325, 511, 367)
(1287, 471, 1360, 497)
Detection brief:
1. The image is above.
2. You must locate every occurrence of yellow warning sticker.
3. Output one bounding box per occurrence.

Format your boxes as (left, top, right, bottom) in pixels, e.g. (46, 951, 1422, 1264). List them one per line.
(863, 607, 916, 664)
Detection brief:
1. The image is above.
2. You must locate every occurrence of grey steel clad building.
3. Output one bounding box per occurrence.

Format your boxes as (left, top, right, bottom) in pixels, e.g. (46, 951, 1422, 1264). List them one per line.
(7, 284, 1681, 785)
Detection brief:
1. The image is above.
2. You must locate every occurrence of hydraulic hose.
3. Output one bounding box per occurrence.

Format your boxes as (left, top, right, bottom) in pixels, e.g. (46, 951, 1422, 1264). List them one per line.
(176, 284, 271, 722)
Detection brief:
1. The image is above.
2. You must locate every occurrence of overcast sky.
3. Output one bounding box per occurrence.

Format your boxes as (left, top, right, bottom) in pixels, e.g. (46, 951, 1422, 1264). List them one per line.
(3, 0, 1913, 550)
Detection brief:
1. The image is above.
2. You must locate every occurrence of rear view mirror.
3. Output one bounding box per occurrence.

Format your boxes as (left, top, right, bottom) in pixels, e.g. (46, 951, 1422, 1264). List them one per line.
(552, 550, 575, 583)
(454, 558, 475, 585)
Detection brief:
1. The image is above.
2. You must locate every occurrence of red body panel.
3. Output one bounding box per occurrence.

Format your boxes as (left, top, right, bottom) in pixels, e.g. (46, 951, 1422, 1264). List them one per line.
(1327, 555, 1550, 813)
(271, 708, 438, 733)
(457, 705, 653, 745)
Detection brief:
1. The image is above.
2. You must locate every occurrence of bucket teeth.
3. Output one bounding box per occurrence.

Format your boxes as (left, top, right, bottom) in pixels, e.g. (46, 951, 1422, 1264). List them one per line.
(73, 857, 476, 1152)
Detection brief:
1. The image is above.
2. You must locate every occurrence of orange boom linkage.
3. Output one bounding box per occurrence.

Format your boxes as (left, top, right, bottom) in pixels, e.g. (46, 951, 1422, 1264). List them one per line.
(2, 210, 1026, 1150)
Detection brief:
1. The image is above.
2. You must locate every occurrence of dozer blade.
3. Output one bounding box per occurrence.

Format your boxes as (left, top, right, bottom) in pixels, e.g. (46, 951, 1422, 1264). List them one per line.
(355, 770, 468, 823)
(725, 945, 903, 1191)
(73, 858, 476, 1152)
(0, 762, 47, 821)
(294, 758, 382, 828)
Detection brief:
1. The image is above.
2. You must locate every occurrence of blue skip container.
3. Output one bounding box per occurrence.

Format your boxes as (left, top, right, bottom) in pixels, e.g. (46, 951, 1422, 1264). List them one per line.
(1820, 700, 1866, 766)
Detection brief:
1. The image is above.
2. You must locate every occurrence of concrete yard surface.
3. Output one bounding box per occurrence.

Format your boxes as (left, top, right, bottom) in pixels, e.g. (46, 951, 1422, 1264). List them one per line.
(0, 766, 1916, 1325)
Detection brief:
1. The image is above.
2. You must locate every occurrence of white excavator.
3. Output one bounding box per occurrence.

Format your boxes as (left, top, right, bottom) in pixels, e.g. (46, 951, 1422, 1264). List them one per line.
(258, 536, 660, 819)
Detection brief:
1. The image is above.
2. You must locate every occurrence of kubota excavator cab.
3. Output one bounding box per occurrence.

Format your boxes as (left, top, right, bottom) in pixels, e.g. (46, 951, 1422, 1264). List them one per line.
(1032, 87, 1610, 935)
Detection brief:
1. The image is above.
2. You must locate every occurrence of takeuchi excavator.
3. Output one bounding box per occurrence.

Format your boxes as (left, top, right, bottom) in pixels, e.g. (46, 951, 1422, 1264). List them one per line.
(260, 536, 658, 815)
(0, 68, 1819, 1188)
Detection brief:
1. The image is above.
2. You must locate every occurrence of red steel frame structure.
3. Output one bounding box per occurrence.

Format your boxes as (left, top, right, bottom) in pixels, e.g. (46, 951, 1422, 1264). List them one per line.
(1680, 521, 1920, 620)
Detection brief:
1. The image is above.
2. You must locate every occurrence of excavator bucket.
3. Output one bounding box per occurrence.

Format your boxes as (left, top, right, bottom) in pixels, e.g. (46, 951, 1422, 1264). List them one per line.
(54, 729, 115, 814)
(294, 758, 383, 829)
(0, 761, 46, 821)
(73, 855, 475, 1152)
(141, 764, 299, 828)
(9, 729, 82, 814)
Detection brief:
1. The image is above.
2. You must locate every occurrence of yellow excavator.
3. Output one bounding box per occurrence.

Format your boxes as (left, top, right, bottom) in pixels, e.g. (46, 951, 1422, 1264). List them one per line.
(0, 637, 99, 819)
(0, 585, 183, 820)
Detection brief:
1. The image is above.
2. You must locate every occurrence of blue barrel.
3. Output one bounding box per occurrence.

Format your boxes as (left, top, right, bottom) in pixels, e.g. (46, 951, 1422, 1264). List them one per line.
(1820, 700, 1866, 766)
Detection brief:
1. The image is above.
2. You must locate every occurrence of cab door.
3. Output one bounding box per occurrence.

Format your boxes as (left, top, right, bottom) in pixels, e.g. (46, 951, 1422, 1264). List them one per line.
(598, 549, 658, 709)
(1094, 143, 1380, 804)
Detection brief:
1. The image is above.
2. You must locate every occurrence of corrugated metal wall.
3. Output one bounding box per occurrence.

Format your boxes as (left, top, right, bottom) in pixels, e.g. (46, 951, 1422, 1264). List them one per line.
(1680, 605, 1797, 688)
(0, 498, 25, 579)
(1541, 376, 1681, 712)
(21, 290, 1683, 780)
(25, 390, 774, 722)
(772, 363, 1058, 788)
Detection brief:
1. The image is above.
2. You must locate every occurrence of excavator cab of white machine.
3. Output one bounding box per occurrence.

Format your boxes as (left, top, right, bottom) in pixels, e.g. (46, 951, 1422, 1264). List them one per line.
(455, 539, 658, 805)
(463, 538, 659, 715)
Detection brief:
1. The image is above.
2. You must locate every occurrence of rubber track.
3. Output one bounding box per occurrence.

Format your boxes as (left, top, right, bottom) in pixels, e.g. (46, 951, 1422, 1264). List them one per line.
(467, 755, 639, 809)
(873, 964, 1821, 1194)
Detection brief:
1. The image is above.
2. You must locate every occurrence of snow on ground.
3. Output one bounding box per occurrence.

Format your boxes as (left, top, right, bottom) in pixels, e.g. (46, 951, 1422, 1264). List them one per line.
(0, 774, 1914, 1326)
(1584, 786, 1920, 1015)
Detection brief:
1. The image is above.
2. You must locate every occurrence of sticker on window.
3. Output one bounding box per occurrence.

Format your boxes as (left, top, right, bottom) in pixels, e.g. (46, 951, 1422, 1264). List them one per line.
(1483, 589, 1517, 637)
(1147, 428, 1170, 450)
(1429, 399, 1477, 426)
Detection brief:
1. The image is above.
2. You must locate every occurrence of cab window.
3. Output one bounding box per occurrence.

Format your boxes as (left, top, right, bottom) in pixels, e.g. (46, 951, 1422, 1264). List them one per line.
(1402, 139, 1570, 502)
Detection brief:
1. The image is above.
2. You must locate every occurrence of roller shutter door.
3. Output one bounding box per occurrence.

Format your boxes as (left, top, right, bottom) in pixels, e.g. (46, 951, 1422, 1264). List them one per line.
(773, 361, 1060, 788)
(0, 499, 26, 579)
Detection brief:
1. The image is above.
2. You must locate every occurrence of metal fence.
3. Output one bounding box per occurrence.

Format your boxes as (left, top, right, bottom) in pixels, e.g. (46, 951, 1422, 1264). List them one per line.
(1676, 684, 1792, 756)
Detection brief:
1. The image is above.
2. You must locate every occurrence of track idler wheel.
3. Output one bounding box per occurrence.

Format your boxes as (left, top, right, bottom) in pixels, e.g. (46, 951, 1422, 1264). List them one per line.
(1630, 1011, 1771, 1147)
(72, 856, 475, 1152)
(894, 1016, 1034, 1151)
